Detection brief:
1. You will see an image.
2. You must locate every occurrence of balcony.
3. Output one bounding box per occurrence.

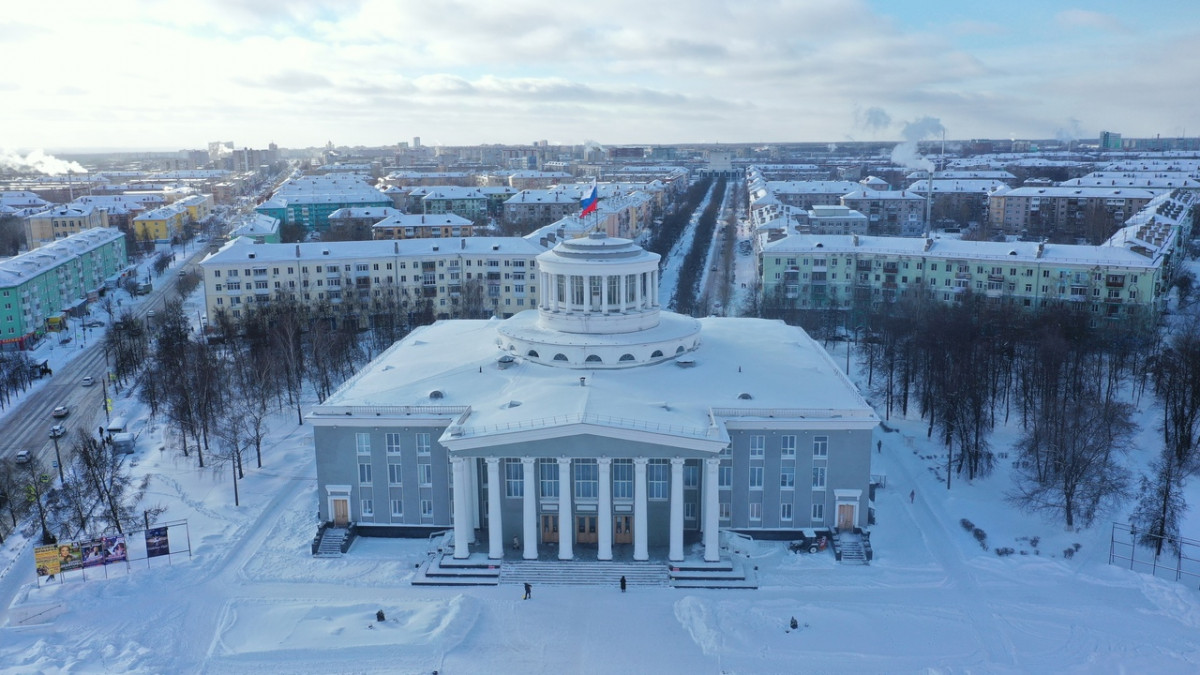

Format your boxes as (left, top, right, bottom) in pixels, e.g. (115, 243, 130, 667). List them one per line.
(987, 274, 1004, 283)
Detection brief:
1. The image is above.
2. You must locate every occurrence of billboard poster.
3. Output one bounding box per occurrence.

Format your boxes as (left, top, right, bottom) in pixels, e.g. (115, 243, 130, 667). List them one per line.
(56, 542, 83, 573)
(145, 527, 170, 558)
(79, 535, 128, 567)
(34, 545, 62, 577)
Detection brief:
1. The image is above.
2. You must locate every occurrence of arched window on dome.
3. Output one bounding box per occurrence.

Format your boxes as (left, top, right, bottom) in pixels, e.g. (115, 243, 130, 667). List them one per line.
(527, 350, 540, 358)
(675, 346, 686, 354)
(553, 353, 569, 361)
(619, 354, 635, 362)
(585, 354, 602, 363)
(651, 350, 664, 358)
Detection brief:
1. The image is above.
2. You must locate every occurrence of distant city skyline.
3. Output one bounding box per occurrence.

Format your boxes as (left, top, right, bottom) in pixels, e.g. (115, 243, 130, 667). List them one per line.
(2, 0, 1198, 154)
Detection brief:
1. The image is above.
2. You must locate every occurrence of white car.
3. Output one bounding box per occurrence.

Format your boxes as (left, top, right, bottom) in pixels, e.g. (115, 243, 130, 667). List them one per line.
(15, 450, 31, 464)
(81, 376, 95, 387)
(52, 405, 70, 418)
(49, 424, 66, 439)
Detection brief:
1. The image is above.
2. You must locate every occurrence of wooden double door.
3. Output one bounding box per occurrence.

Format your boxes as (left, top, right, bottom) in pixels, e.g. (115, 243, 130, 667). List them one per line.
(540, 513, 632, 545)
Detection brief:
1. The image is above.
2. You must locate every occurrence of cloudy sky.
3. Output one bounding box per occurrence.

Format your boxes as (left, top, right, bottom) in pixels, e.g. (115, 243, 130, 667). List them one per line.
(2, 0, 1198, 152)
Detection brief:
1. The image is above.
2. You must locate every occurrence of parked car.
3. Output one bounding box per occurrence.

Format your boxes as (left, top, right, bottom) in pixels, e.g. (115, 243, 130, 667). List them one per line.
(49, 424, 67, 439)
(15, 450, 31, 464)
(51, 405, 70, 418)
(788, 529, 830, 554)
(81, 376, 95, 387)
(84, 320, 105, 328)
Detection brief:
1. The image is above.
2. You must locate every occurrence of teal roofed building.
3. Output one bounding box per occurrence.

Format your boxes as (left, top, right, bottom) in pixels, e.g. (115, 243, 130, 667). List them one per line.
(256, 174, 390, 232)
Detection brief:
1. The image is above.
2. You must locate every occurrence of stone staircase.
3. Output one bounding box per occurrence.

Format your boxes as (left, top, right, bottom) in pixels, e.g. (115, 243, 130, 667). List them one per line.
(500, 559, 670, 587)
(314, 527, 347, 558)
(834, 531, 871, 565)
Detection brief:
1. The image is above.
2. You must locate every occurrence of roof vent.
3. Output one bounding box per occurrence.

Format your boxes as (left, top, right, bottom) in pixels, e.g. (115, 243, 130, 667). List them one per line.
(737, 392, 753, 400)
(676, 357, 696, 368)
(429, 390, 444, 400)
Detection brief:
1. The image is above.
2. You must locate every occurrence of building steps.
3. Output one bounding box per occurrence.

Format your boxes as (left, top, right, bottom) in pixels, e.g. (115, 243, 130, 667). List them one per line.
(314, 527, 347, 558)
(501, 559, 670, 587)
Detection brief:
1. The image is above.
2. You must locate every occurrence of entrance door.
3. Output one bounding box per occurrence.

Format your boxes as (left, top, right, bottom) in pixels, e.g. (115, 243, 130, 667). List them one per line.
(541, 514, 559, 543)
(837, 503, 856, 530)
(576, 515, 597, 544)
(332, 498, 349, 527)
(613, 515, 633, 544)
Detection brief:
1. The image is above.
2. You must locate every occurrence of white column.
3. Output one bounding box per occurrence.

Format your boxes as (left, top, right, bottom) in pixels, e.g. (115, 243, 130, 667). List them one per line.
(452, 457, 471, 559)
(486, 458, 503, 560)
(557, 457, 573, 560)
(633, 457, 648, 561)
(619, 274, 628, 313)
(704, 458, 720, 562)
(522, 457, 537, 560)
(468, 458, 479, 539)
(601, 274, 609, 314)
(597, 457, 613, 561)
(669, 458, 685, 562)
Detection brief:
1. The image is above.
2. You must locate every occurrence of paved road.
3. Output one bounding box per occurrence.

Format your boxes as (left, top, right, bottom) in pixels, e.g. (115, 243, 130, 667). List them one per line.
(1, 246, 208, 474)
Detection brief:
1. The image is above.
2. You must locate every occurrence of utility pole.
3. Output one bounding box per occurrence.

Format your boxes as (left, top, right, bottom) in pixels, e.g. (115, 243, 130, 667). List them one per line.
(101, 377, 111, 423)
(52, 434, 64, 484)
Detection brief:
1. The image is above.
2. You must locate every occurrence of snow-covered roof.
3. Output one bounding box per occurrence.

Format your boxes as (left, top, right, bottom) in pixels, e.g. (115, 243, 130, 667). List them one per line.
(317, 315, 877, 443)
(203, 235, 545, 265)
(763, 233, 1164, 268)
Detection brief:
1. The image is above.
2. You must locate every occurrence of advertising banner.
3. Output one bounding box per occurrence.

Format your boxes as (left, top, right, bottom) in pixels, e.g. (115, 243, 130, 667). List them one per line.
(145, 527, 170, 558)
(79, 535, 128, 567)
(34, 545, 61, 577)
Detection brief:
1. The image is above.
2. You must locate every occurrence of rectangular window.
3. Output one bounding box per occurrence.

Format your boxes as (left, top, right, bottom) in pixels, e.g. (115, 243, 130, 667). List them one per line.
(356, 432, 370, 455)
(418, 463, 432, 486)
(388, 463, 403, 486)
(386, 433, 401, 454)
(361, 499, 373, 517)
(612, 459, 633, 499)
(781, 502, 793, 521)
(750, 466, 764, 489)
(749, 502, 762, 521)
(781, 435, 796, 457)
(358, 463, 372, 484)
(750, 435, 765, 457)
(780, 465, 795, 489)
(416, 433, 431, 455)
(812, 503, 825, 522)
(648, 459, 669, 499)
(390, 499, 403, 517)
(719, 502, 731, 521)
(539, 458, 559, 498)
(684, 502, 697, 520)
(505, 459, 524, 498)
(812, 466, 826, 489)
(813, 436, 828, 457)
(719, 465, 732, 488)
(574, 460, 598, 499)
(420, 499, 433, 518)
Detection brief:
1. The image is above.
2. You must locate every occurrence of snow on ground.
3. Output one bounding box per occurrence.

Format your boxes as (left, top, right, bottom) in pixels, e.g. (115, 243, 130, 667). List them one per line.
(2, 236, 1200, 673)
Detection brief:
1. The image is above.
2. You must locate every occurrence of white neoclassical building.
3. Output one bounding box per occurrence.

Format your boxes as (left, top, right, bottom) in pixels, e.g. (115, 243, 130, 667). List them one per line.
(311, 232, 877, 565)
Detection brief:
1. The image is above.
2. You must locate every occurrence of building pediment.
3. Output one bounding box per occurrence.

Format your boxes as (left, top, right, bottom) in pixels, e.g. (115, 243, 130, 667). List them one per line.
(440, 417, 728, 456)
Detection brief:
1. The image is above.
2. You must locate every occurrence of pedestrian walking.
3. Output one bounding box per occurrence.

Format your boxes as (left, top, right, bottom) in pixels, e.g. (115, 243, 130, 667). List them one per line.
(620, 576, 627, 592)
(523, 582, 532, 600)
(909, 489, 915, 503)
(877, 440, 882, 454)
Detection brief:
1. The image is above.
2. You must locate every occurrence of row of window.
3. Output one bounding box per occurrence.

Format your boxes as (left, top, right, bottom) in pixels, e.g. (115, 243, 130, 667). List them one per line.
(360, 494, 826, 523)
(356, 432, 431, 455)
(211, 259, 529, 279)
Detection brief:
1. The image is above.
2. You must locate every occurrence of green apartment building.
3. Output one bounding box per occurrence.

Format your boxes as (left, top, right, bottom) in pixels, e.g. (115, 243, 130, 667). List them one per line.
(0, 228, 128, 349)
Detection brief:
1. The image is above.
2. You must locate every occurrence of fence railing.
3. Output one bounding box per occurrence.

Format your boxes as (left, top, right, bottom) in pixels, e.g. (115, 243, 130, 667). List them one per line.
(1108, 522, 1200, 589)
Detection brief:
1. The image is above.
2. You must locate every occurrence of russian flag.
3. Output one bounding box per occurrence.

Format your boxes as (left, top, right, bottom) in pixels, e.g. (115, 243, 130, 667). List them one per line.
(579, 182, 599, 217)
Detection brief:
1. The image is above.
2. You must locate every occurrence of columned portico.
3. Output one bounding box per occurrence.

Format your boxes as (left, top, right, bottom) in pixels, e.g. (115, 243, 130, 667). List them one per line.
(557, 456, 573, 560)
(633, 457, 648, 561)
(704, 458, 720, 562)
(486, 457, 503, 560)
(451, 457, 471, 559)
(669, 458, 685, 562)
(521, 457, 537, 560)
(597, 457, 613, 560)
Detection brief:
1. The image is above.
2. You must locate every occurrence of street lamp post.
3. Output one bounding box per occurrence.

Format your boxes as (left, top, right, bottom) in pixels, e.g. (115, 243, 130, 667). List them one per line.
(52, 434, 64, 484)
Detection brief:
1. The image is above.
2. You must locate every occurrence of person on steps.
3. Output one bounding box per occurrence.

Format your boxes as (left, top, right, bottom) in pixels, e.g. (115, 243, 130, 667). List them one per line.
(523, 582, 532, 600)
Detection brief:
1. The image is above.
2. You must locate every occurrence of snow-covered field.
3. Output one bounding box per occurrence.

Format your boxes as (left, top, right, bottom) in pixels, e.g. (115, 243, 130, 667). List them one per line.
(2, 237, 1200, 673)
